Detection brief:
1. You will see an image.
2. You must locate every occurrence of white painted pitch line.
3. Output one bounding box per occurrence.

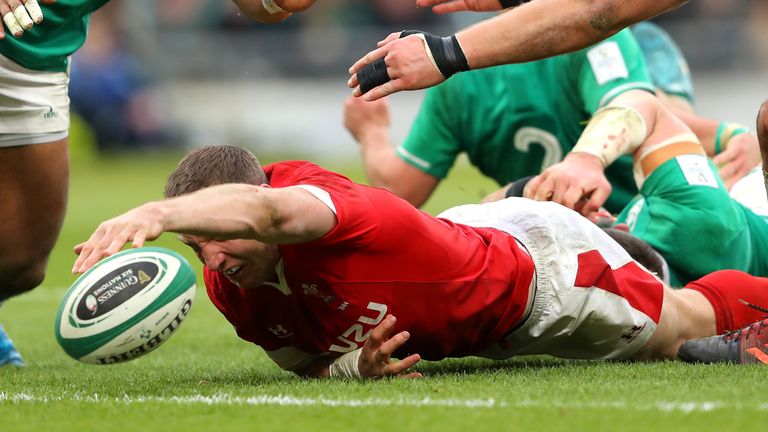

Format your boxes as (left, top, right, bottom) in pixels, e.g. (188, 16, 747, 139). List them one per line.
(1, 393, 767, 412)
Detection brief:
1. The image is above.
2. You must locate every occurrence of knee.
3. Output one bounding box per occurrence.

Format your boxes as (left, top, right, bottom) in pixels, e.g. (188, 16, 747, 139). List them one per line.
(0, 259, 48, 302)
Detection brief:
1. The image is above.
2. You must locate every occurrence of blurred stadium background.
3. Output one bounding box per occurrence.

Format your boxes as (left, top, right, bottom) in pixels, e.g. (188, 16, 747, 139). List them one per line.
(72, 0, 768, 159)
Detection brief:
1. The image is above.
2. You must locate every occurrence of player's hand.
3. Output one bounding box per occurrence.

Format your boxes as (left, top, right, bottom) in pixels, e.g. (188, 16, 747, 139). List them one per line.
(0, 0, 55, 39)
(712, 132, 761, 190)
(72, 203, 166, 274)
(343, 96, 390, 144)
(524, 152, 611, 215)
(585, 208, 616, 228)
(348, 33, 445, 101)
(416, 0, 504, 14)
(359, 314, 422, 379)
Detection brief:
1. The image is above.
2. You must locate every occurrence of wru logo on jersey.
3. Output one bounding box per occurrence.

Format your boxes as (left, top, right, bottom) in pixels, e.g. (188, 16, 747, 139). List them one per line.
(328, 302, 387, 353)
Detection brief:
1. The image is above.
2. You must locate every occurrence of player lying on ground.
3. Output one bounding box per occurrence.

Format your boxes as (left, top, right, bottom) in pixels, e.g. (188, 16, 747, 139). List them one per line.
(72, 145, 768, 376)
(347, 0, 686, 100)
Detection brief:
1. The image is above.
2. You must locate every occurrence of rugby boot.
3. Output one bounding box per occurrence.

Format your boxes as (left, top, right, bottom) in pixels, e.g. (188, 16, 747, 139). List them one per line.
(0, 324, 24, 367)
(677, 317, 768, 365)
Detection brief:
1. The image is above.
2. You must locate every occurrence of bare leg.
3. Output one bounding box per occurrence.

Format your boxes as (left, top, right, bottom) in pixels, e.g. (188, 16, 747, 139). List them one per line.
(632, 286, 716, 360)
(0, 138, 69, 302)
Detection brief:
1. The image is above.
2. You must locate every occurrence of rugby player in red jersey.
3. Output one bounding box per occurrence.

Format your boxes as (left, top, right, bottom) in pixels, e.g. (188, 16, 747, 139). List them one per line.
(72, 145, 768, 374)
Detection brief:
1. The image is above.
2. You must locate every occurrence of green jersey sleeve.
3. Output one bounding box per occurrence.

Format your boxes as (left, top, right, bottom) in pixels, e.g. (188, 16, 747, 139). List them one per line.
(397, 83, 462, 179)
(569, 29, 656, 114)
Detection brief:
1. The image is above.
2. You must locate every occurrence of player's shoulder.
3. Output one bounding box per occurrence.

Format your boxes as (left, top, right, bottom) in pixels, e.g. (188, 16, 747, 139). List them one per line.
(566, 28, 640, 63)
(265, 160, 353, 188)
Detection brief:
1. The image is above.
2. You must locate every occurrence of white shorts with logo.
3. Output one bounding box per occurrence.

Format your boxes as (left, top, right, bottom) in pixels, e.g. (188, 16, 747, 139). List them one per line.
(438, 198, 664, 361)
(0, 53, 70, 146)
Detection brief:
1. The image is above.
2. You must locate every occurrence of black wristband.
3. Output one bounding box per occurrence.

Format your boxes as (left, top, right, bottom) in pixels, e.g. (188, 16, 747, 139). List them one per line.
(357, 58, 390, 95)
(400, 30, 470, 79)
(504, 176, 535, 199)
(499, 0, 529, 8)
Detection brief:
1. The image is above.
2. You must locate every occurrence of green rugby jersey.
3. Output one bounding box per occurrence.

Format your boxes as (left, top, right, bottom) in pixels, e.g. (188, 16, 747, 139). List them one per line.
(616, 156, 768, 286)
(397, 29, 655, 213)
(0, 0, 110, 72)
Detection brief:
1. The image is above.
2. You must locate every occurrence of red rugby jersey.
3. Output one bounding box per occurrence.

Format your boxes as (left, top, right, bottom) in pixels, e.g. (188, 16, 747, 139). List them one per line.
(204, 161, 535, 361)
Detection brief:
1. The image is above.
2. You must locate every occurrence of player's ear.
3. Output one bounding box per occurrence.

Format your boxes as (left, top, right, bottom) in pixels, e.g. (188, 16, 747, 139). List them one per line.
(258, 183, 271, 189)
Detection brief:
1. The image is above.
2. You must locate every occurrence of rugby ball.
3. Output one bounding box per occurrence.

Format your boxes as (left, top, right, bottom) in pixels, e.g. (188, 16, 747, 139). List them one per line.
(55, 247, 197, 364)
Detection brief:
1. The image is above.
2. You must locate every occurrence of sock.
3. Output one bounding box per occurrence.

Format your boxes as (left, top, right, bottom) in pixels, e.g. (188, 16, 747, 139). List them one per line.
(685, 270, 768, 334)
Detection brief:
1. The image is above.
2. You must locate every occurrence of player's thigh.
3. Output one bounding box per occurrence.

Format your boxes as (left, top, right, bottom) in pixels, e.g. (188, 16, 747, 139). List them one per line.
(0, 53, 71, 265)
(0, 138, 70, 266)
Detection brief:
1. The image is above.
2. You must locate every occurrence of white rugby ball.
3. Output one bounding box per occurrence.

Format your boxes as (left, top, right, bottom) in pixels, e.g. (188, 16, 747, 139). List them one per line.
(55, 247, 197, 364)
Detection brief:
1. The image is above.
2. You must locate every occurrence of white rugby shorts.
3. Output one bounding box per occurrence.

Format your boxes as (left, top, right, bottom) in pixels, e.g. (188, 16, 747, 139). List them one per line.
(0, 52, 70, 146)
(438, 198, 664, 361)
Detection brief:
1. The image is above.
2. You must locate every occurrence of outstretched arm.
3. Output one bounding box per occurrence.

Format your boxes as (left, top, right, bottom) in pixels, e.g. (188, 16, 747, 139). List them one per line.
(349, 0, 687, 100)
(72, 184, 337, 273)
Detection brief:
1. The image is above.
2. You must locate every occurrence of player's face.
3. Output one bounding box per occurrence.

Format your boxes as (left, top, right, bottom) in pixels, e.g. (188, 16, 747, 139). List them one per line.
(179, 235, 280, 288)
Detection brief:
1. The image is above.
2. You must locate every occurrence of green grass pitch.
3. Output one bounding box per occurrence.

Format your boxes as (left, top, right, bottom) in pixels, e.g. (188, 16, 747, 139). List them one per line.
(1, 150, 766, 431)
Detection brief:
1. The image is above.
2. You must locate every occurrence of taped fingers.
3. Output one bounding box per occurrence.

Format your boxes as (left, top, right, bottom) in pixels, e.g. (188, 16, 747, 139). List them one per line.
(13, 4, 32, 29)
(2, 9, 23, 37)
(357, 58, 390, 95)
(24, 0, 43, 24)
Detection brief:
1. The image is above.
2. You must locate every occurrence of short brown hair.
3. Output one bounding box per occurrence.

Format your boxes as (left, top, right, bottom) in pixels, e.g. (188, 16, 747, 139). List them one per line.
(164, 145, 268, 198)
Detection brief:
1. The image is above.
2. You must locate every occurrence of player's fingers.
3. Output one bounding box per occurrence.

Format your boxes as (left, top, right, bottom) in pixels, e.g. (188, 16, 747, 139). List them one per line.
(397, 371, 424, 379)
(581, 185, 611, 216)
(711, 149, 734, 167)
(132, 231, 147, 249)
(531, 177, 558, 202)
(24, 0, 43, 24)
(522, 175, 543, 199)
(347, 73, 359, 89)
(349, 45, 388, 75)
(73, 242, 86, 255)
(431, 0, 472, 14)
(367, 314, 397, 350)
(13, 3, 33, 29)
(414, 0, 444, 7)
(104, 233, 132, 256)
(387, 353, 421, 375)
(356, 57, 391, 96)
(558, 184, 584, 210)
(717, 159, 739, 182)
(377, 330, 411, 359)
(376, 32, 401, 48)
(362, 79, 398, 102)
(2, 5, 24, 37)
